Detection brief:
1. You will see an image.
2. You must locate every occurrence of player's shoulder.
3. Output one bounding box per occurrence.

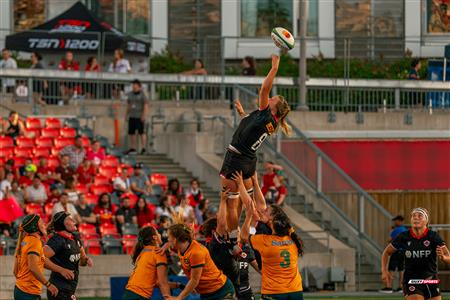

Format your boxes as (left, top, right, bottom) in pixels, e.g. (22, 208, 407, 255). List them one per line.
(427, 229, 443, 240)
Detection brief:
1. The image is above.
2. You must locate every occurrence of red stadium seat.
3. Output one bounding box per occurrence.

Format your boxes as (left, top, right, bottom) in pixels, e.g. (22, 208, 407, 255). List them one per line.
(14, 147, 33, 158)
(78, 224, 97, 236)
(122, 234, 137, 255)
(117, 164, 133, 175)
(44, 203, 54, 216)
(47, 156, 60, 169)
(54, 137, 75, 149)
(0, 157, 5, 166)
(99, 223, 118, 237)
(14, 157, 27, 167)
(25, 203, 44, 218)
(26, 118, 42, 129)
(24, 128, 41, 138)
(90, 184, 112, 195)
(0, 136, 14, 148)
(150, 173, 168, 189)
(83, 234, 102, 255)
(75, 183, 89, 194)
(45, 118, 62, 129)
(0, 147, 13, 158)
(98, 166, 118, 178)
(101, 155, 119, 168)
(33, 147, 51, 158)
(94, 175, 110, 185)
(60, 127, 77, 138)
(81, 136, 91, 148)
(35, 137, 53, 148)
(84, 193, 98, 206)
(41, 128, 60, 138)
(16, 137, 34, 148)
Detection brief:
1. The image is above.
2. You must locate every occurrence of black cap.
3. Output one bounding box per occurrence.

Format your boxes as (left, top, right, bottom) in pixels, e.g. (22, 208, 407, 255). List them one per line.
(392, 215, 404, 221)
(6, 159, 14, 165)
(131, 79, 141, 86)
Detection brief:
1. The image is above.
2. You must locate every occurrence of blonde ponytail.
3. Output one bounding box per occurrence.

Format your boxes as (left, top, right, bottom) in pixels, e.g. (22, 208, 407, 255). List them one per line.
(13, 228, 25, 277)
(275, 96, 292, 136)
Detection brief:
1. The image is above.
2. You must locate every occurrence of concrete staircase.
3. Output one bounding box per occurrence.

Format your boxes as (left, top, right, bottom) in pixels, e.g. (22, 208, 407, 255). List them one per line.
(136, 153, 219, 203)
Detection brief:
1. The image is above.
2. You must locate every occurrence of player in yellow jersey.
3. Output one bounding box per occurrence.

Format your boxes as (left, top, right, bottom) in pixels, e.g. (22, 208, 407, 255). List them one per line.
(13, 214, 58, 300)
(234, 171, 304, 300)
(167, 223, 235, 300)
(123, 225, 176, 300)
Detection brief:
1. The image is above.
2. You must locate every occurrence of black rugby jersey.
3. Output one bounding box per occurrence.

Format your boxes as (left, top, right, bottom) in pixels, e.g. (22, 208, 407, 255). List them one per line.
(392, 228, 445, 281)
(237, 244, 255, 296)
(46, 232, 82, 291)
(230, 107, 277, 158)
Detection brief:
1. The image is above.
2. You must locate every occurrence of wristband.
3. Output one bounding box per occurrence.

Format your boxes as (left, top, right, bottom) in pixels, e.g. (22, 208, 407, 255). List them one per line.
(45, 281, 51, 287)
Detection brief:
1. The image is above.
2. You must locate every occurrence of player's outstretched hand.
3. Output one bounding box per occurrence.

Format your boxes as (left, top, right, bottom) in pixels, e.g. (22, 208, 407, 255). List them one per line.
(86, 257, 94, 267)
(437, 245, 450, 260)
(231, 171, 244, 186)
(48, 283, 58, 297)
(271, 54, 280, 70)
(156, 243, 170, 255)
(234, 99, 245, 116)
(59, 268, 75, 280)
(251, 171, 258, 184)
(381, 270, 392, 284)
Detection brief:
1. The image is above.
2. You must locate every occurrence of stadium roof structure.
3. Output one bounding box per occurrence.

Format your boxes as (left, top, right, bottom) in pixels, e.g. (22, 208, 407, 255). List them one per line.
(5, 1, 150, 55)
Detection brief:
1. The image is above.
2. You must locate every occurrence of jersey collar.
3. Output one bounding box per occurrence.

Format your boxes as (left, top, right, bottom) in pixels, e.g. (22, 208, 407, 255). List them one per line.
(180, 240, 193, 256)
(56, 231, 74, 240)
(409, 227, 429, 240)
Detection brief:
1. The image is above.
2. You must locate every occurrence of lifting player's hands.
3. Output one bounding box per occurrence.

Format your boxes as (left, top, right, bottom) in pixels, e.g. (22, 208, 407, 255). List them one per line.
(234, 99, 246, 117)
(231, 171, 244, 187)
(437, 245, 450, 262)
(59, 267, 75, 280)
(271, 54, 280, 70)
(86, 257, 94, 267)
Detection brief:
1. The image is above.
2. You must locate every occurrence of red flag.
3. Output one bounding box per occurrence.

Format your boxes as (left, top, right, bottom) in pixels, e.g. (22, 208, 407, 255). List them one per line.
(0, 197, 24, 223)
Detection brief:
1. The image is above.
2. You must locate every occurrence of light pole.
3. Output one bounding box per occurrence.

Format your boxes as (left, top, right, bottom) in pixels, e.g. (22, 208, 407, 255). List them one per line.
(297, 0, 309, 110)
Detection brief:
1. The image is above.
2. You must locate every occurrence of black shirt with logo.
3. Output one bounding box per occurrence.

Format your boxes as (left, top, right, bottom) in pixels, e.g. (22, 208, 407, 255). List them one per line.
(230, 107, 277, 158)
(46, 232, 82, 292)
(115, 207, 137, 223)
(392, 229, 445, 281)
(237, 244, 255, 296)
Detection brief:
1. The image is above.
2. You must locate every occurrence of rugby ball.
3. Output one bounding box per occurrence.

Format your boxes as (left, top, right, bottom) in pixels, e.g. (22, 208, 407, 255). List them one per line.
(271, 27, 295, 50)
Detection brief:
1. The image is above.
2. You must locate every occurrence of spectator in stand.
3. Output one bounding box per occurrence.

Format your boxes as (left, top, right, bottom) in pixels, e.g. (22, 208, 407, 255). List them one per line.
(116, 196, 138, 227)
(47, 185, 61, 204)
(194, 199, 209, 225)
(261, 161, 284, 196)
(64, 177, 79, 204)
(55, 154, 76, 185)
(58, 51, 80, 104)
(130, 163, 152, 197)
(157, 215, 171, 244)
(0, 172, 14, 196)
(19, 158, 33, 177)
(175, 194, 195, 223)
(155, 196, 175, 220)
(242, 56, 256, 76)
(30, 52, 47, 105)
(0, 159, 19, 181)
(408, 59, 421, 80)
(93, 193, 117, 224)
(125, 79, 149, 155)
(76, 159, 96, 185)
(265, 175, 288, 206)
(19, 164, 37, 188)
(182, 59, 208, 75)
(166, 178, 184, 205)
(10, 181, 25, 208)
(187, 178, 203, 207)
(59, 135, 86, 169)
(85, 56, 100, 99)
(75, 193, 96, 225)
(86, 140, 105, 167)
(0, 48, 18, 93)
(24, 176, 47, 205)
(37, 156, 56, 185)
(52, 192, 82, 224)
(113, 167, 131, 197)
(2, 111, 25, 140)
(135, 196, 156, 228)
(108, 49, 131, 98)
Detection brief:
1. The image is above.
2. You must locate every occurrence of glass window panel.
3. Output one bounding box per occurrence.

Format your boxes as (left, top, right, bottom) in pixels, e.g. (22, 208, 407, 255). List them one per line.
(14, 0, 46, 32)
(306, 0, 319, 37)
(241, 0, 293, 37)
(125, 0, 150, 35)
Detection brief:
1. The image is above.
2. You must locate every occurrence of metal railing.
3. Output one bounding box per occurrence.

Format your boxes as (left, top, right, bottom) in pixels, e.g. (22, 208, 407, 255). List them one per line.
(2, 68, 450, 112)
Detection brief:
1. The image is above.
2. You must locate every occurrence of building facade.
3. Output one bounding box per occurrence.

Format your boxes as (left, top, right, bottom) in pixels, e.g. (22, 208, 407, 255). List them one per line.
(1, 0, 449, 61)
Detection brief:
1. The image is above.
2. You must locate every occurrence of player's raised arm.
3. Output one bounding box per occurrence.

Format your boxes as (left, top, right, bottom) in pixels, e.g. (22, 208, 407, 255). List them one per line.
(259, 55, 280, 110)
(216, 189, 229, 236)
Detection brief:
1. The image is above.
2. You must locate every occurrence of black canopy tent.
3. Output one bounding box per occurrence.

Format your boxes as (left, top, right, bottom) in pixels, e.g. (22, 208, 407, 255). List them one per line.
(5, 1, 150, 56)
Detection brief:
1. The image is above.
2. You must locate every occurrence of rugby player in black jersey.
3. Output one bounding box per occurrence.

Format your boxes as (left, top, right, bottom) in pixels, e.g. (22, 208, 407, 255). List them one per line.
(382, 208, 450, 300)
(44, 212, 93, 300)
(220, 54, 291, 253)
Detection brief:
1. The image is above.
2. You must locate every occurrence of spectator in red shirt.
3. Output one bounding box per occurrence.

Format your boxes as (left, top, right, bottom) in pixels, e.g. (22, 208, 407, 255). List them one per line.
(134, 196, 156, 228)
(265, 175, 288, 206)
(261, 161, 284, 195)
(55, 154, 76, 185)
(86, 140, 105, 167)
(47, 185, 61, 204)
(37, 156, 56, 185)
(58, 51, 80, 104)
(85, 56, 100, 99)
(76, 159, 96, 185)
(166, 178, 184, 206)
(93, 192, 117, 224)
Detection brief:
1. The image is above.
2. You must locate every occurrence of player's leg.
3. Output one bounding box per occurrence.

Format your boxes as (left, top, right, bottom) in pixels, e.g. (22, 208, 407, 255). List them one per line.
(221, 177, 239, 230)
(406, 295, 425, 300)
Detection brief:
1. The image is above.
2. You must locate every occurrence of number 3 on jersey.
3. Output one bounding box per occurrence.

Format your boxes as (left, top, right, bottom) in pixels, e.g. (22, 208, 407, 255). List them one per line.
(280, 250, 291, 268)
(251, 133, 268, 151)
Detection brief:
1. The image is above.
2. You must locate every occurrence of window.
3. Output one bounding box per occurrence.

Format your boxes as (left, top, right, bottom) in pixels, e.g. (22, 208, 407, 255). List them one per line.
(297, 0, 318, 37)
(14, 0, 46, 32)
(241, 0, 293, 37)
(425, 0, 450, 34)
(88, 0, 150, 35)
